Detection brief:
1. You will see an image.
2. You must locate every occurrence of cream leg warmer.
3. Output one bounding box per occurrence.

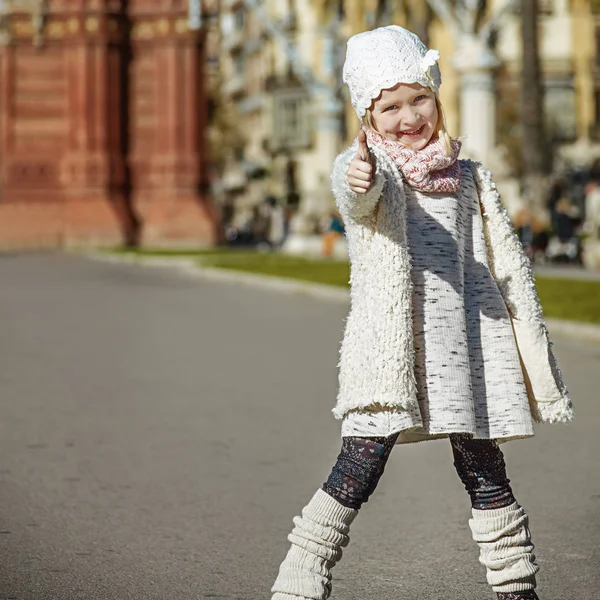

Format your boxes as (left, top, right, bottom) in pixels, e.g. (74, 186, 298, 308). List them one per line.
(469, 501, 539, 593)
(271, 489, 358, 600)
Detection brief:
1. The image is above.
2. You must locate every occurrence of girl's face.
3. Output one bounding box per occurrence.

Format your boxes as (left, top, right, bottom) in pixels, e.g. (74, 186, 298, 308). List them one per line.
(369, 82, 438, 150)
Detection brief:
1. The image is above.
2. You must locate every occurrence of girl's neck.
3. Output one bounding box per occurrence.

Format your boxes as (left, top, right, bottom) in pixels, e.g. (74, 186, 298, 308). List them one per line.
(360, 127, 462, 194)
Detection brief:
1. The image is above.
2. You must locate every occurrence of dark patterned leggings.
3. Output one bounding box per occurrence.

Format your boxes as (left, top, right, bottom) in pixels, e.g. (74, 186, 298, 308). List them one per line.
(322, 433, 515, 511)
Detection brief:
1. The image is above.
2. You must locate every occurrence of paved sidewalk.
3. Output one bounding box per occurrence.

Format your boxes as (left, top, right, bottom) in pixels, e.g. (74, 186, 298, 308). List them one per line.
(88, 252, 600, 346)
(0, 253, 598, 600)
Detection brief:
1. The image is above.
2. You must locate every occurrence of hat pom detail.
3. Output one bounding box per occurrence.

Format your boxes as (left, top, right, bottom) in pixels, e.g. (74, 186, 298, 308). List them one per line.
(421, 49, 440, 70)
(421, 49, 441, 90)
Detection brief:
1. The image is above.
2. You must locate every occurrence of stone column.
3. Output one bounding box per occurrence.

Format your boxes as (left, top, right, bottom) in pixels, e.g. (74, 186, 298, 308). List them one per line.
(129, 1, 218, 247)
(452, 36, 500, 166)
(60, 2, 134, 246)
(0, 1, 130, 248)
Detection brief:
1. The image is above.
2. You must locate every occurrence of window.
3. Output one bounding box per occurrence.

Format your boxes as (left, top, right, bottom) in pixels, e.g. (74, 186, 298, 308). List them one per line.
(232, 50, 245, 76)
(544, 77, 577, 142)
(234, 8, 246, 30)
(271, 89, 311, 150)
(221, 13, 234, 35)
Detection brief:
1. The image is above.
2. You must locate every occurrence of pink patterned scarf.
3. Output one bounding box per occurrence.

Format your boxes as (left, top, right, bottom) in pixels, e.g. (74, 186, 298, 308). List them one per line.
(362, 127, 462, 194)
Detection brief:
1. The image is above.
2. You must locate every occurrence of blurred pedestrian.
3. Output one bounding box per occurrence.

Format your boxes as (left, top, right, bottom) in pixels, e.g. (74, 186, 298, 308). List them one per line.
(586, 187, 600, 240)
(321, 212, 345, 257)
(585, 158, 600, 240)
(271, 25, 573, 600)
(553, 197, 578, 242)
(546, 178, 564, 216)
(256, 195, 286, 250)
(514, 206, 548, 263)
(585, 157, 600, 197)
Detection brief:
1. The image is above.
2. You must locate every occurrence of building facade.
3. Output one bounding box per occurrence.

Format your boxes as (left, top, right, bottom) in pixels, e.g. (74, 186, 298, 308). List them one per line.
(216, 0, 600, 231)
(0, 0, 219, 249)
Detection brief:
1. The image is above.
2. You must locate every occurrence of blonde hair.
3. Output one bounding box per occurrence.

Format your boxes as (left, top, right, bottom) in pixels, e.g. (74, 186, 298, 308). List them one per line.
(362, 95, 453, 156)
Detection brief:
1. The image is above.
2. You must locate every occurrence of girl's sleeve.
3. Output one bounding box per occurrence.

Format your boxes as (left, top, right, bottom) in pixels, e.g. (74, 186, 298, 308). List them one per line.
(330, 146, 385, 224)
(470, 160, 574, 423)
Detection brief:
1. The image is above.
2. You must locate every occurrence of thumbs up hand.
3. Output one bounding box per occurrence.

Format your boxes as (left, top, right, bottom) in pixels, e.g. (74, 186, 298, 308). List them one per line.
(347, 129, 375, 194)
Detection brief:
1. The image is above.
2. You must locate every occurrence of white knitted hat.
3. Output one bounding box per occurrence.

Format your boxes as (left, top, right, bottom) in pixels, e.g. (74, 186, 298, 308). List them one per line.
(342, 25, 442, 119)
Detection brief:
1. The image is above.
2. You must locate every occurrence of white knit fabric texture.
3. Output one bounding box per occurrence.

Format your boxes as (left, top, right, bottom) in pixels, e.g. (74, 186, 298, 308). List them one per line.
(272, 489, 358, 600)
(342, 168, 536, 443)
(330, 145, 574, 426)
(343, 25, 442, 118)
(469, 502, 539, 592)
(469, 162, 574, 423)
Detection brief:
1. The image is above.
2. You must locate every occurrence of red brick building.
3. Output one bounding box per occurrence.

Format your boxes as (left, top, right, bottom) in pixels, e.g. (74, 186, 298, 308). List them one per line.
(0, 0, 219, 249)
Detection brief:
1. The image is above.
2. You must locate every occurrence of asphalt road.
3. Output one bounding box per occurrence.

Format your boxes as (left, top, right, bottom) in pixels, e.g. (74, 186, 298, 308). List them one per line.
(0, 253, 598, 600)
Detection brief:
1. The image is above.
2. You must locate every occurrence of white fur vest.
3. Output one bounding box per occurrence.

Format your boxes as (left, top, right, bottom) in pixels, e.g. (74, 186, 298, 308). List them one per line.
(331, 144, 574, 425)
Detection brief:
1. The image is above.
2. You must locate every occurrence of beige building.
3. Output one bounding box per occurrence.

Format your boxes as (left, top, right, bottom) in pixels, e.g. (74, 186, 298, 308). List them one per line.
(493, 0, 600, 169)
(217, 0, 335, 234)
(215, 0, 600, 232)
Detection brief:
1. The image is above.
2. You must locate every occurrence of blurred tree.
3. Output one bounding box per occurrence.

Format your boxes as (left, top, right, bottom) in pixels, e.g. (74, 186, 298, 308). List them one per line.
(520, 0, 550, 217)
(496, 64, 525, 179)
(403, 0, 432, 44)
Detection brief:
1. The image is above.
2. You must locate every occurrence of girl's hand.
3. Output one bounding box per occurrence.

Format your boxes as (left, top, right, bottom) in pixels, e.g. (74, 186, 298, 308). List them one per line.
(347, 130, 375, 194)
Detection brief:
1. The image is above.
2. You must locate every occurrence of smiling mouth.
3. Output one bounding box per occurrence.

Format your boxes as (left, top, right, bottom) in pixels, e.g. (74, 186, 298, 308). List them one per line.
(399, 125, 425, 137)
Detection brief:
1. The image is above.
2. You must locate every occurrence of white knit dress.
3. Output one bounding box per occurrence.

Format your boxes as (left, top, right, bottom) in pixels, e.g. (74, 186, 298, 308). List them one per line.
(341, 173, 535, 444)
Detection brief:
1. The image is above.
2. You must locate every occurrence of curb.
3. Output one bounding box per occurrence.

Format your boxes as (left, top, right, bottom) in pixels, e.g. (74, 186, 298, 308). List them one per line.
(85, 252, 350, 303)
(542, 319, 600, 346)
(84, 252, 600, 346)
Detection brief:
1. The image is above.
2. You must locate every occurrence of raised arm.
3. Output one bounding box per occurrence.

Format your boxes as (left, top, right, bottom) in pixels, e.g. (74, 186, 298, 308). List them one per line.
(331, 130, 385, 224)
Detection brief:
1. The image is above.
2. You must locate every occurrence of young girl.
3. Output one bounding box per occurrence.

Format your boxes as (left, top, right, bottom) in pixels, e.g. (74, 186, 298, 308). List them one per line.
(271, 26, 573, 600)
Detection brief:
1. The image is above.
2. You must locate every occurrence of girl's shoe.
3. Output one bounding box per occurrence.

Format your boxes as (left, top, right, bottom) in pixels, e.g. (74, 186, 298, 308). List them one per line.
(497, 592, 539, 600)
(271, 489, 358, 600)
